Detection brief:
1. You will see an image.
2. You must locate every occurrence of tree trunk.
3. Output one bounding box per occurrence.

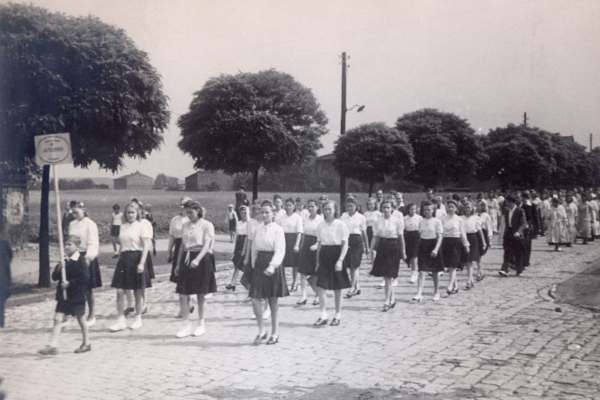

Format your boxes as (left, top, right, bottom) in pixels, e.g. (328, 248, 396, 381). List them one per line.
(38, 165, 51, 288)
(252, 168, 259, 202)
(368, 182, 374, 197)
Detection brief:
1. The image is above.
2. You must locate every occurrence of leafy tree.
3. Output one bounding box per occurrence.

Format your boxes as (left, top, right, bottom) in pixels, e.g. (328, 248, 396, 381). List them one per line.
(177, 69, 328, 200)
(0, 4, 170, 286)
(333, 122, 414, 196)
(395, 109, 487, 188)
(155, 173, 179, 188)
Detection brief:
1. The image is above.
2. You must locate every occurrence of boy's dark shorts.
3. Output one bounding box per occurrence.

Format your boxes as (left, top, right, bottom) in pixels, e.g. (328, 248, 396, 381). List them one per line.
(55, 300, 86, 317)
(110, 225, 121, 238)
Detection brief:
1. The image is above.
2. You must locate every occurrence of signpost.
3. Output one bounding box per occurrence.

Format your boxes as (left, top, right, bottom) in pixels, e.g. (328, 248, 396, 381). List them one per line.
(35, 133, 73, 299)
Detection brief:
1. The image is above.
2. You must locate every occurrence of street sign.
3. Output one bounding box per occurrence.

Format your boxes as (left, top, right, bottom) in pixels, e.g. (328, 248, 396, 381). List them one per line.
(35, 133, 72, 166)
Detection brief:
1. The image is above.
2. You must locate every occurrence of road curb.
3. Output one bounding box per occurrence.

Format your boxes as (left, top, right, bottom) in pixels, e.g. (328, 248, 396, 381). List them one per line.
(5, 261, 234, 309)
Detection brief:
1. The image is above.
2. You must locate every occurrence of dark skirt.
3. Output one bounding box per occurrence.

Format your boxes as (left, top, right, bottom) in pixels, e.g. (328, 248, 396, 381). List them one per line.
(404, 231, 421, 263)
(481, 229, 490, 256)
(367, 226, 374, 247)
(146, 255, 155, 280)
(345, 234, 363, 270)
(417, 238, 444, 272)
(55, 300, 85, 317)
(249, 251, 290, 299)
(111, 251, 152, 290)
(370, 238, 400, 278)
(81, 252, 102, 290)
(298, 235, 318, 276)
(176, 251, 217, 295)
(229, 218, 236, 232)
(232, 234, 247, 271)
(169, 238, 182, 283)
(461, 233, 481, 263)
(282, 233, 300, 267)
(316, 245, 351, 290)
(441, 237, 463, 270)
(240, 261, 254, 291)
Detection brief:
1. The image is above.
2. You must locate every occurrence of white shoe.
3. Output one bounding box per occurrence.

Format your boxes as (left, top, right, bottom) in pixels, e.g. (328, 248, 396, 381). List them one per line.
(176, 323, 194, 338)
(130, 317, 142, 330)
(377, 280, 385, 288)
(432, 293, 440, 301)
(87, 317, 96, 327)
(409, 272, 418, 284)
(193, 325, 206, 337)
(109, 317, 127, 332)
(263, 308, 271, 320)
(392, 279, 398, 287)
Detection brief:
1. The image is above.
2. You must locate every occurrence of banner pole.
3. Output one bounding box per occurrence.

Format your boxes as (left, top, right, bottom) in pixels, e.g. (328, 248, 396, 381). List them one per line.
(52, 164, 67, 300)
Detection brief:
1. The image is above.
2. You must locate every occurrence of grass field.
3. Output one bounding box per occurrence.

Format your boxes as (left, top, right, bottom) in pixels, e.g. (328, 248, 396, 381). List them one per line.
(27, 189, 430, 243)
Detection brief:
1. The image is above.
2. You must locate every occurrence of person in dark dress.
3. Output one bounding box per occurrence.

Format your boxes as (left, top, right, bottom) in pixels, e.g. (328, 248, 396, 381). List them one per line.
(413, 201, 444, 301)
(521, 190, 539, 267)
(38, 236, 91, 355)
(499, 195, 528, 277)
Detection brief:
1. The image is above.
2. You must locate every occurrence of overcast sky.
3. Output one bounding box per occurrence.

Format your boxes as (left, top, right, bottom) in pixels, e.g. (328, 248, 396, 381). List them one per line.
(12, 0, 600, 180)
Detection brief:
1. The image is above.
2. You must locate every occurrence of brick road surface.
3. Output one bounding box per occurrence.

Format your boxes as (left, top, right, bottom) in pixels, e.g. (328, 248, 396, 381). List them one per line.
(1, 236, 600, 400)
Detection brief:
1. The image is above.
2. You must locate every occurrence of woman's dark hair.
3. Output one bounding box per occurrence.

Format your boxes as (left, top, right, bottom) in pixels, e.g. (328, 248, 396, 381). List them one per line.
(452, 194, 461, 201)
(184, 201, 204, 218)
(306, 199, 318, 207)
(261, 199, 274, 208)
(447, 199, 459, 207)
(273, 194, 282, 201)
(345, 197, 358, 206)
(407, 202, 418, 209)
(323, 200, 339, 218)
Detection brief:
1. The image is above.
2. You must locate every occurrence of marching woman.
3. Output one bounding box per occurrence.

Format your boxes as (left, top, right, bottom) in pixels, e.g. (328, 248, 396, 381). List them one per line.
(110, 201, 152, 331)
(68, 202, 101, 327)
(226, 205, 249, 291)
(273, 194, 286, 219)
(441, 200, 469, 295)
(590, 194, 600, 239)
(476, 201, 494, 281)
(369, 201, 406, 311)
(577, 192, 593, 244)
(275, 198, 304, 292)
(460, 202, 486, 289)
(565, 193, 578, 245)
(241, 203, 263, 293)
(174, 201, 217, 338)
(363, 197, 382, 248)
(546, 197, 569, 251)
(313, 201, 351, 326)
(340, 197, 368, 298)
(487, 192, 500, 233)
(412, 201, 443, 301)
(168, 197, 193, 317)
(296, 197, 310, 219)
(297, 199, 323, 305)
(404, 203, 422, 284)
(249, 200, 288, 345)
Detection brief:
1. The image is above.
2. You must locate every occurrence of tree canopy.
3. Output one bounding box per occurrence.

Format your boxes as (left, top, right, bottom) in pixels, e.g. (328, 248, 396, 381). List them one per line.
(395, 108, 487, 188)
(0, 3, 170, 172)
(177, 69, 328, 199)
(333, 122, 414, 195)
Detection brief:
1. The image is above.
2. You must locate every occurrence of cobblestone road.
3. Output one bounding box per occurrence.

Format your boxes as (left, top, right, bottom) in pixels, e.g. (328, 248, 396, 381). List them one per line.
(1, 237, 600, 400)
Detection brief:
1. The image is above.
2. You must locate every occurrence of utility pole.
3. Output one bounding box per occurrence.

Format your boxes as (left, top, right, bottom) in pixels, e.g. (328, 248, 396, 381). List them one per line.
(590, 133, 593, 151)
(523, 112, 528, 127)
(339, 52, 347, 205)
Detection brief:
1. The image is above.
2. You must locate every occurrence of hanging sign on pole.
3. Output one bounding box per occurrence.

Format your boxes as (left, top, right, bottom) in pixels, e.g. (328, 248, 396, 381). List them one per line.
(35, 133, 73, 299)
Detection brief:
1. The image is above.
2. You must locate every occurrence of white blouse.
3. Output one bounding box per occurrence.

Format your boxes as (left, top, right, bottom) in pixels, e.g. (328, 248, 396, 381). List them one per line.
(275, 212, 304, 234)
(274, 209, 286, 219)
(236, 219, 248, 236)
(404, 214, 423, 232)
(303, 214, 324, 237)
(392, 210, 404, 219)
(419, 217, 443, 240)
(374, 216, 405, 239)
(68, 217, 99, 259)
(316, 219, 349, 246)
(363, 210, 382, 227)
(111, 212, 123, 226)
(461, 215, 482, 234)
(119, 220, 152, 252)
(478, 213, 494, 238)
(442, 214, 469, 246)
(298, 209, 310, 219)
(247, 218, 262, 240)
(251, 222, 285, 268)
(340, 212, 367, 235)
(169, 215, 189, 239)
(182, 219, 214, 252)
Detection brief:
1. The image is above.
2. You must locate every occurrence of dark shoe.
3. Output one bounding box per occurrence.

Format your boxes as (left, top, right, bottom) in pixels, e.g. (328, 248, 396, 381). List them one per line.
(226, 284, 236, 291)
(124, 307, 135, 316)
(38, 346, 57, 355)
(353, 289, 361, 296)
(390, 301, 396, 309)
(498, 270, 508, 277)
(451, 287, 459, 295)
(476, 273, 485, 282)
(330, 318, 340, 326)
(312, 298, 320, 306)
(142, 307, 148, 315)
(253, 333, 267, 344)
(266, 335, 279, 345)
(112, 254, 119, 259)
(290, 284, 298, 292)
(313, 318, 328, 326)
(189, 306, 194, 314)
(296, 299, 307, 305)
(344, 292, 353, 299)
(74, 344, 91, 354)
(383, 304, 391, 312)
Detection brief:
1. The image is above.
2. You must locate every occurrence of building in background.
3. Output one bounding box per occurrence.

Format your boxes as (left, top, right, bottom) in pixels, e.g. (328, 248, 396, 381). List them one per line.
(113, 171, 153, 190)
(185, 171, 236, 191)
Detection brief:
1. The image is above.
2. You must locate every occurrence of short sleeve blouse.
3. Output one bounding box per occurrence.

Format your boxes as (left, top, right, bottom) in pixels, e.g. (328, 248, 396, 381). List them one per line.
(169, 215, 189, 238)
(275, 212, 304, 234)
(340, 212, 367, 234)
(442, 214, 464, 238)
(69, 217, 99, 259)
(419, 217, 443, 239)
(303, 214, 324, 237)
(363, 210, 382, 227)
(374, 216, 405, 239)
(120, 220, 151, 252)
(404, 214, 423, 232)
(182, 219, 214, 251)
(236, 219, 248, 235)
(316, 219, 349, 246)
(461, 215, 482, 233)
